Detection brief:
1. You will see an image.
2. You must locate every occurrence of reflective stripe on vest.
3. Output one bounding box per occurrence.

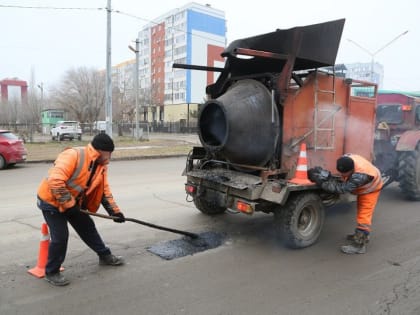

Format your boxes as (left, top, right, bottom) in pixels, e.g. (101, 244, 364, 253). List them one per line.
(66, 148, 85, 193)
(348, 154, 383, 194)
(359, 167, 382, 194)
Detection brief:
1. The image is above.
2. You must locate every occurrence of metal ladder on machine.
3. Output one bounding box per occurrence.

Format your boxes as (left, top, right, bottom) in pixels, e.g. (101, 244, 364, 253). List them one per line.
(313, 69, 340, 151)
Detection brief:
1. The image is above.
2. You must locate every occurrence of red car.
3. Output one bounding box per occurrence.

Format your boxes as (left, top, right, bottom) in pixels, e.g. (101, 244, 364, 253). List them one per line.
(0, 130, 27, 169)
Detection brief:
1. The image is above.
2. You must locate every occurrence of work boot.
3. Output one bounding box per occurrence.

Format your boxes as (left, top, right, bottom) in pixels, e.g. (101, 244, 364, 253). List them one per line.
(341, 230, 369, 255)
(346, 231, 370, 243)
(45, 272, 70, 286)
(99, 254, 125, 266)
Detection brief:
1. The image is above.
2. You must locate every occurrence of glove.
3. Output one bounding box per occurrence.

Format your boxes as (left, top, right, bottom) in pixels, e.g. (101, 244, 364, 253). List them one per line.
(308, 167, 322, 182)
(65, 204, 80, 216)
(319, 169, 331, 181)
(112, 212, 125, 223)
(308, 167, 331, 185)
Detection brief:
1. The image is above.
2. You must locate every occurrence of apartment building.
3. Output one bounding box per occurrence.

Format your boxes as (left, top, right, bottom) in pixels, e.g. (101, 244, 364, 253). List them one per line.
(137, 2, 226, 125)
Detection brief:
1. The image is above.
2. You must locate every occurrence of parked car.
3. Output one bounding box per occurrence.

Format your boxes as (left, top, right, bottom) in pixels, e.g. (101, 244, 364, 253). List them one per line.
(50, 121, 82, 141)
(0, 130, 27, 169)
(93, 120, 107, 133)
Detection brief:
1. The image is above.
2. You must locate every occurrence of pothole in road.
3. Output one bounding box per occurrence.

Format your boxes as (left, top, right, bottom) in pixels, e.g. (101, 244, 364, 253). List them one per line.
(147, 231, 226, 260)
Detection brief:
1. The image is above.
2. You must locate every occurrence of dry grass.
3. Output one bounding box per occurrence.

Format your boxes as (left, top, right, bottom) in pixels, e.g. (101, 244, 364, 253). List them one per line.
(25, 138, 194, 162)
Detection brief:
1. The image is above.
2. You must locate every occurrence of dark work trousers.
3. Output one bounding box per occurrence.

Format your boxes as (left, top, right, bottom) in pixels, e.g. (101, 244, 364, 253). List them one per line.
(39, 200, 111, 275)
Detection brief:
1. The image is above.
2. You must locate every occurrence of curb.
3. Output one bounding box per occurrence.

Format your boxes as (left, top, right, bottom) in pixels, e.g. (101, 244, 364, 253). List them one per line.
(26, 154, 188, 164)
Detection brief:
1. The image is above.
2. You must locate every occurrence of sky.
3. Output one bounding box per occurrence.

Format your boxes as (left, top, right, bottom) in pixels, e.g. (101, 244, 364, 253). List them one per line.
(0, 0, 419, 97)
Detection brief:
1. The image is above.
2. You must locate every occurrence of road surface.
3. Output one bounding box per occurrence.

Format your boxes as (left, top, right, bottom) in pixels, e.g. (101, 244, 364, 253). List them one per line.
(1, 158, 420, 315)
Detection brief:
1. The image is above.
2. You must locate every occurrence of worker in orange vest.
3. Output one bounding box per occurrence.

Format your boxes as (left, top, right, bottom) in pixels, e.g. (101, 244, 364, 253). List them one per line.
(37, 133, 125, 286)
(308, 154, 383, 254)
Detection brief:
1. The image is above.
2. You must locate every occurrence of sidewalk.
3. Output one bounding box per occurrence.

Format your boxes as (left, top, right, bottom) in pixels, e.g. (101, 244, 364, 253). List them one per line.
(25, 133, 200, 163)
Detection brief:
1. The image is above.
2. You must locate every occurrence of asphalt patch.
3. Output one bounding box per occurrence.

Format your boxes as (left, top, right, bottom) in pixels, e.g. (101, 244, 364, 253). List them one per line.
(147, 231, 225, 260)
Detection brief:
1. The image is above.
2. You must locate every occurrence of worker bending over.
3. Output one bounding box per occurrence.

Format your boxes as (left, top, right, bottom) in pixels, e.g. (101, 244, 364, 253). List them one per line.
(308, 153, 383, 254)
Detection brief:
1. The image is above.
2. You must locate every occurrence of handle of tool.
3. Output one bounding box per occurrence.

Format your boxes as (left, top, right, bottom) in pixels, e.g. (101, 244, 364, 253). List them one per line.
(80, 209, 198, 239)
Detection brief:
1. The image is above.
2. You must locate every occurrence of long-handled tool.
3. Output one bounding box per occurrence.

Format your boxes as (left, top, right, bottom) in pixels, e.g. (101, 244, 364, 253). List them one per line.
(80, 209, 199, 239)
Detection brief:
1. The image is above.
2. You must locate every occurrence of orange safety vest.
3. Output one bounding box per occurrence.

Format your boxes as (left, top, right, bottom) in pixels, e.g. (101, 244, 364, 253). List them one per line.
(37, 143, 120, 213)
(343, 154, 383, 195)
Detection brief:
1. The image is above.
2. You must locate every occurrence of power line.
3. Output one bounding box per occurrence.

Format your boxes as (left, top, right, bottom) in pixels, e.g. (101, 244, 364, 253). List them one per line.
(0, 4, 103, 11)
(0, 4, 226, 50)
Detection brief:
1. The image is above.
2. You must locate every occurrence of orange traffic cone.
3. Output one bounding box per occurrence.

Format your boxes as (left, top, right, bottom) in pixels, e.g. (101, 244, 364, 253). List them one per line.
(28, 223, 50, 278)
(289, 143, 313, 185)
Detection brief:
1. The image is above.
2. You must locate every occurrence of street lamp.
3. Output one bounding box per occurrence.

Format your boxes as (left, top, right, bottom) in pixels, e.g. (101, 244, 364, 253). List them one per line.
(37, 82, 44, 108)
(129, 38, 140, 140)
(347, 30, 408, 84)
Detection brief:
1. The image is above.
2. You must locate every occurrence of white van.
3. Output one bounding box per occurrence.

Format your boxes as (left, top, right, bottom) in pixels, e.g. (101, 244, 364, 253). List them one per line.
(93, 121, 107, 133)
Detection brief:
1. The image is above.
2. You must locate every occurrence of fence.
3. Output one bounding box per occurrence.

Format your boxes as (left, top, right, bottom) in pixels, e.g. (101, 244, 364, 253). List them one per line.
(0, 121, 197, 143)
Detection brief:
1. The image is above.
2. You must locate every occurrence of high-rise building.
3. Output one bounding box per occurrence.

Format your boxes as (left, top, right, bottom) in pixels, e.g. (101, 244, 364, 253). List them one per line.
(137, 2, 226, 123)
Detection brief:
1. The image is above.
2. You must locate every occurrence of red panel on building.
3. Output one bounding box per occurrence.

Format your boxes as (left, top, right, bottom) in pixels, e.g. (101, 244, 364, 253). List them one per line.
(207, 45, 225, 85)
(151, 22, 166, 105)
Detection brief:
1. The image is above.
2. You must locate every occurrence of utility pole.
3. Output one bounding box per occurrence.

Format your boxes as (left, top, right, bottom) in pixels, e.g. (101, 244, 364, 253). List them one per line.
(129, 38, 140, 139)
(347, 30, 408, 84)
(105, 0, 113, 136)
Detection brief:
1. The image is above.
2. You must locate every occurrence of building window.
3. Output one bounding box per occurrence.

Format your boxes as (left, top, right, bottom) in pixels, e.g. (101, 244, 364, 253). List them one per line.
(174, 46, 186, 55)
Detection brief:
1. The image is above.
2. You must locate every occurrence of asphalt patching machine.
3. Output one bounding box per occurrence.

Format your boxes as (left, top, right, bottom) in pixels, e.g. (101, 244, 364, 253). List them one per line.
(175, 19, 378, 249)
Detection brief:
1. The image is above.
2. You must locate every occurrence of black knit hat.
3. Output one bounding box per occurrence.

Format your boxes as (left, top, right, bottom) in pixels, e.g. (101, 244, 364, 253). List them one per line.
(91, 133, 115, 152)
(336, 156, 354, 173)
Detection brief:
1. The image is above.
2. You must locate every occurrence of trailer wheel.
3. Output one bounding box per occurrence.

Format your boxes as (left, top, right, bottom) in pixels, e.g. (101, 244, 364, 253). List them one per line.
(397, 147, 420, 200)
(274, 192, 325, 249)
(193, 196, 226, 215)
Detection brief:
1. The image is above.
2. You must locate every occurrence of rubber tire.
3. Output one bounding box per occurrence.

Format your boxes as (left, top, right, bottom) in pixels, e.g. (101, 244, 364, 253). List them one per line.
(0, 155, 6, 170)
(397, 147, 420, 200)
(275, 192, 325, 249)
(381, 168, 397, 189)
(374, 139, 397, 188)
(193, 196, 226, 215)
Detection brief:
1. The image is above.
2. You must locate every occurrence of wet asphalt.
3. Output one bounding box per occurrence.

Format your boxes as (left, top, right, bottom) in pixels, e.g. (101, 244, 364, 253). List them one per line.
(147, 231, 226, 260)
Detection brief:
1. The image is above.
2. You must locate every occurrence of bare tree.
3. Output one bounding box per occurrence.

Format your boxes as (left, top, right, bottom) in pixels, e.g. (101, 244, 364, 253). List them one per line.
(0, 100, 12, 124)
(51, 67, 105, 123)
(112, 73, 135, 123)
(0, 96, 20, 125)
(0, 88, 25, 125)
(110, 67, 136, 136)
(23, 69, 42, 125)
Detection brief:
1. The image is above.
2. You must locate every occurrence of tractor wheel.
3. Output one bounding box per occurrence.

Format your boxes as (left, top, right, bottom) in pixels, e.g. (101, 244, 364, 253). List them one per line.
(373, 139, 397, 188)
(397, 147, 420, 200)
(193, 195, 226, 215)
(274, 192, 325, 249)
